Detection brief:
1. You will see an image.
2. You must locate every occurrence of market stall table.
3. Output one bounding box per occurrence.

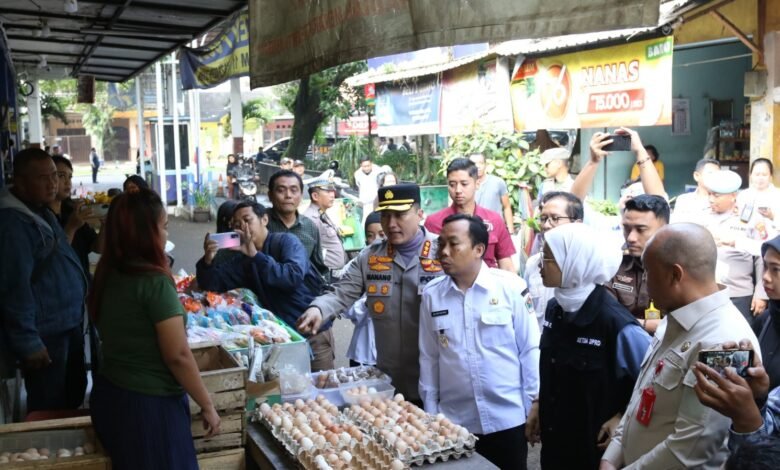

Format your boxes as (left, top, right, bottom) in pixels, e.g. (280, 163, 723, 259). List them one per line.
(246, 423, 498, 470)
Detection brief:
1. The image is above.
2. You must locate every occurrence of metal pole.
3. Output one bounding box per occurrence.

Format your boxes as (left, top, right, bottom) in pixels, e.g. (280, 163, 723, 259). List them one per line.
(230, 77, 243, 154)
(135, 76, 145, 176)
(27, 81, 43, 147)
(155, 61, 167, 206)
(171, 52, 183, 208)
(188, 39, 201, 186)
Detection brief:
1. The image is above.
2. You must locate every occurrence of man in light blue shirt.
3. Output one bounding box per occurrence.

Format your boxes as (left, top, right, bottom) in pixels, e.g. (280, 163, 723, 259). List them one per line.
(419, 213, 540, 469)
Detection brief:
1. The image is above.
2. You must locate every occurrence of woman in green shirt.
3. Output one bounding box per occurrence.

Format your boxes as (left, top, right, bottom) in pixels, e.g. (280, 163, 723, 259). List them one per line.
(88, 189, 220, 469)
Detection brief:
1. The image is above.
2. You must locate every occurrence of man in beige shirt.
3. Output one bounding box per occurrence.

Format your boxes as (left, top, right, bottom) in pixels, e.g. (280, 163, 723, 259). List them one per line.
(601, 223, 760, 470)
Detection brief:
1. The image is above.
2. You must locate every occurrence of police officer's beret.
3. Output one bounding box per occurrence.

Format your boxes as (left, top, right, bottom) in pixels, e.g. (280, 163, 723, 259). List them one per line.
(702, 170, 742, 194)
(376, 184, 420, 212)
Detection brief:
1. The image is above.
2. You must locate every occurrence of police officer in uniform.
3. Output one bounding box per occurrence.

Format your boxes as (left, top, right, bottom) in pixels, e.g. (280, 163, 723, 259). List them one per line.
(297, 184, 444, 403)
(605, 195, 669, 334)
(701, 169, 775, 327)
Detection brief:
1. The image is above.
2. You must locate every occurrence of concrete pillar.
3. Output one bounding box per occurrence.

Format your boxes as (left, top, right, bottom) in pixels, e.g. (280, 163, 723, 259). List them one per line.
(27, 81, 43, 147)
(230, 78, 243, 154)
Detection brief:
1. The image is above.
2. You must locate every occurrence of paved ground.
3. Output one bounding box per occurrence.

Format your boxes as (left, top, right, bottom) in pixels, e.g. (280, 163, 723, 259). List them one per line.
(71, 165, 542, 469)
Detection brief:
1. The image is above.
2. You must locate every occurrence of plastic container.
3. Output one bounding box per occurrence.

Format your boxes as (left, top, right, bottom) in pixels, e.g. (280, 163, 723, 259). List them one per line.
(339, 380, 395, 405)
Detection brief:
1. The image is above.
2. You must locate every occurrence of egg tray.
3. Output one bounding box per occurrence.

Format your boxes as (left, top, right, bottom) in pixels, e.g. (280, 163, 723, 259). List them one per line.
(299, 440, 403, 470)
(342, 403, 477, 466)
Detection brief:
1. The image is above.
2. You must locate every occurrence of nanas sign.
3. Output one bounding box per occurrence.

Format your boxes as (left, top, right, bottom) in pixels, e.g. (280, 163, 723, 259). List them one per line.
(510, 37, 674, 130)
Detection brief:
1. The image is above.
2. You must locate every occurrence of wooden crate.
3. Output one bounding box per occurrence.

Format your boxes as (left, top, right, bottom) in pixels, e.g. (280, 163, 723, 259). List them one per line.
(191, 410, 245, 454)
(0, 417, 110, 469)
(190, 345, 247, 456)
(189, 344, 247, 415)
(196, 447, 244, 470)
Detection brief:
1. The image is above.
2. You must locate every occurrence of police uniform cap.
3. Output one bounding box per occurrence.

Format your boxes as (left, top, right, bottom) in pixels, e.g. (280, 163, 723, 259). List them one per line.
(540, 147, 570, 165)
(308, 179, 336, 192)
(703, 170, 742, 194)
(376, 184, 420, 212)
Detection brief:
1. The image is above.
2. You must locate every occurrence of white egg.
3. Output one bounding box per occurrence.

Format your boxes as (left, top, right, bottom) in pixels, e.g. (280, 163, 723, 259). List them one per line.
(281, 416, 293, 432)
(340, 450, 352, 463)
(259, 403, 271, 414)
(272, 415, 282, 427)
(393, 393, 404, 403)
(395, 440, 408, 453)
(390, 459, 404, 470)
(301, 437, 314, 451)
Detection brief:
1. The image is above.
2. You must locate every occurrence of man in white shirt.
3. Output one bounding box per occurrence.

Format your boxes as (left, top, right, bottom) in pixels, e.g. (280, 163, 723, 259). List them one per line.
(353, 156, 382, 223)
(671, 158, 721, 225)
(419, 213, 540, 469)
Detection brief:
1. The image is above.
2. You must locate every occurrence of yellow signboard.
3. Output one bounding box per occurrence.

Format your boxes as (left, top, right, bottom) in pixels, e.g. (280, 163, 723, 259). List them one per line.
(510, 37, 673, 130)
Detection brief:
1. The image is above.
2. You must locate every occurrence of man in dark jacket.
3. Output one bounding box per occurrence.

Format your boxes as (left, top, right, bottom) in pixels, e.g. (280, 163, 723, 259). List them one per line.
(0, 149, 88, 412)
(90, 148, 100, 184)
(195, 202, 332, 370)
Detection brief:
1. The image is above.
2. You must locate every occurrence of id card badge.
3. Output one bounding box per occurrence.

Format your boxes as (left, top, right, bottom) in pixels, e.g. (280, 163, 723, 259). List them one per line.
(636, 386, 656, 426)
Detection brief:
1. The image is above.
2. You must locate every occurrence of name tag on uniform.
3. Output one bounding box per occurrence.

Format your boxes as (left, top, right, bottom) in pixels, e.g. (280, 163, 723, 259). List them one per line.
(612, 282, 634, 293)
(431, 310, 448, 317)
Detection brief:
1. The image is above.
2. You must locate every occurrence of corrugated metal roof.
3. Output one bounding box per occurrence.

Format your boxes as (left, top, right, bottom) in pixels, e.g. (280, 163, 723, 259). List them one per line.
(1, 0, 246, 82)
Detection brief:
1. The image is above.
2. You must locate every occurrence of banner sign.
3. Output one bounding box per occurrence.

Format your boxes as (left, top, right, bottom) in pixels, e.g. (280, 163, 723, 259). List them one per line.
(440, 60, 513, 136)
(180, 10, 249, 90)
(510, 36, 674, 130)
(337, 114, 378, 135)
(375, 76, 440, 136)
(249, 0, 661, 87)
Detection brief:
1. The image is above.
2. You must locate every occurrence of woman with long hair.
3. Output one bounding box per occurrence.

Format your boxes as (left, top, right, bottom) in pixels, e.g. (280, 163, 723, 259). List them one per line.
(88, 189, 220, 469)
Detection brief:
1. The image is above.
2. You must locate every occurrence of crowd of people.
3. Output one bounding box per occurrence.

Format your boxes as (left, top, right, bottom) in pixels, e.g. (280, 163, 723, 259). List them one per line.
(3, 132, 780, 469)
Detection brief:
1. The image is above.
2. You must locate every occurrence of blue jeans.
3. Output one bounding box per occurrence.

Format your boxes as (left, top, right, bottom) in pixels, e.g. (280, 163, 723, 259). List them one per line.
(22, 327, 86, 412)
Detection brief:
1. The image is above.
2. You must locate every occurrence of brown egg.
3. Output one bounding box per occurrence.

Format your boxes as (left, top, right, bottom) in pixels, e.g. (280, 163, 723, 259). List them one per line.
(327, 433, 340, 446)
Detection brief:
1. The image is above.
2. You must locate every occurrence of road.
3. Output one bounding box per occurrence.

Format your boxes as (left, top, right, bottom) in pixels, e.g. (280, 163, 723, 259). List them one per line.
(74, 165, 542, 469)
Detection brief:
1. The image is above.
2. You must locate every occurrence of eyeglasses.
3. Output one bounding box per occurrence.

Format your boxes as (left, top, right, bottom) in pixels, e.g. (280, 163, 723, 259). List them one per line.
(539, 215, 572, 224)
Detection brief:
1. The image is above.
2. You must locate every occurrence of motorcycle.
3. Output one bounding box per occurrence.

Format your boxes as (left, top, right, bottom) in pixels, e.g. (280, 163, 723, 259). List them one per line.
(235, 155, 259, 202)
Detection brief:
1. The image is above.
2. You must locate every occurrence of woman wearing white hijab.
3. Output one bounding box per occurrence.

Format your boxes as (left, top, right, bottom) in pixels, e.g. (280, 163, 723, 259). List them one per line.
(527, 223, 651, 470)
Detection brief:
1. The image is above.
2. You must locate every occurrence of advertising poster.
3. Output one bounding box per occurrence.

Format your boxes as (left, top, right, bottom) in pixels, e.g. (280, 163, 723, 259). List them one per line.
(375, 76, 441, 136)
(510, 36, 673, 130)
(180, 10, 249, 90)
(439, 60, 513, 136)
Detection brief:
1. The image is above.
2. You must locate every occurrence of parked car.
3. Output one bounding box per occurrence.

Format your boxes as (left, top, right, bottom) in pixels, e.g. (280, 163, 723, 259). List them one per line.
(262, 136, 345, 163)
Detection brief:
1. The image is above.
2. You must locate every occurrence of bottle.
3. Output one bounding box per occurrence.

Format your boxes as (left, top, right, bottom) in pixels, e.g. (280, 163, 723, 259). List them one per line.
(644, 301, 661, 320)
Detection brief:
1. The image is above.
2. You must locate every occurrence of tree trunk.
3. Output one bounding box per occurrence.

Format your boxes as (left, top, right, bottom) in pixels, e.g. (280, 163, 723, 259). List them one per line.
(287, 76, 326, 159)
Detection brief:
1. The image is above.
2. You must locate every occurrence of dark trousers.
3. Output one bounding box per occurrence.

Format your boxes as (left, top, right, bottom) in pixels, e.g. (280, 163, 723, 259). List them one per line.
(22, 327, 87, 412)
(91, 166, 98, 183)
(731, 296, 754, 329)
(476, 424, 528, 470)
(308, 329, 335, 372)
(90, 375, 198, 470)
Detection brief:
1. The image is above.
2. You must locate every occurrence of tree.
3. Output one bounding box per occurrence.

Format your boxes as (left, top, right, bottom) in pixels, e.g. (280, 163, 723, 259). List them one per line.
(81, 103, 116, 158)
(221, 97, 274, 138)
(281, 61, 367, 158)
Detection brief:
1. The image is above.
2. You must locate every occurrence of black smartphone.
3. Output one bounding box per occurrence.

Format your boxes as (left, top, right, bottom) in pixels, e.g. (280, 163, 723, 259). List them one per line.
(603, 134, 632, 152)
(698, 349, 754, 378)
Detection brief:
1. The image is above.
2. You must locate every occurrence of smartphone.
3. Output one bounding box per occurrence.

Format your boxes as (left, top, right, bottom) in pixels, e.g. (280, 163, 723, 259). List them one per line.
(209, 232, 241, 249)
(698, 349, 754, 377)
(603, 134, 632, 152)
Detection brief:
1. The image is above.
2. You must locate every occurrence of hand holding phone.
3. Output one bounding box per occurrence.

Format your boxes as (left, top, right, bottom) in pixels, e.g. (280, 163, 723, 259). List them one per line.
(602, 134, 632, 152)
(208, 231, 241, 249)
(698, 349, 754, 378)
